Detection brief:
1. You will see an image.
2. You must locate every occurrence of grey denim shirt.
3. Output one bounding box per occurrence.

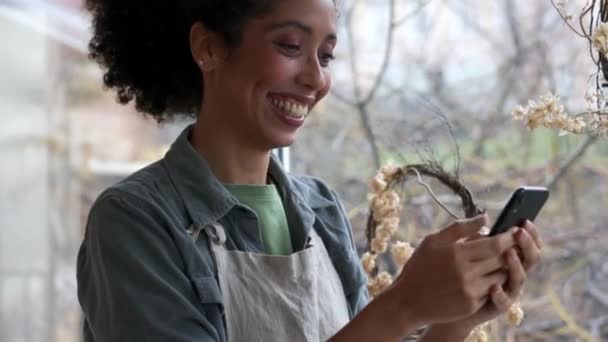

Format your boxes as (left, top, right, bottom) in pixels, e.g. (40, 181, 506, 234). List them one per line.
(77, 125, 370, 342)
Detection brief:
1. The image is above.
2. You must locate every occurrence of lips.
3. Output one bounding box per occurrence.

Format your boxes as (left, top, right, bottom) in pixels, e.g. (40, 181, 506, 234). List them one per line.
(267, 95, 311, 119)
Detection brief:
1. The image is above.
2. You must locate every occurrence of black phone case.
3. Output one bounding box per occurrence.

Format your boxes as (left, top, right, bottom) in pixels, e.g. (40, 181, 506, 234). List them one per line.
(489, 187, 550, 236)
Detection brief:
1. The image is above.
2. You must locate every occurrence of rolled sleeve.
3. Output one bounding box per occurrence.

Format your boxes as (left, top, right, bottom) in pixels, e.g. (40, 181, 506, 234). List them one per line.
(76, 191, 220, 342)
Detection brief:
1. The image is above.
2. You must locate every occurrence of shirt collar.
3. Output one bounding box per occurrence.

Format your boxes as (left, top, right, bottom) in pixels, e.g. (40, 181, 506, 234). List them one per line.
(162, 125, 333, 231)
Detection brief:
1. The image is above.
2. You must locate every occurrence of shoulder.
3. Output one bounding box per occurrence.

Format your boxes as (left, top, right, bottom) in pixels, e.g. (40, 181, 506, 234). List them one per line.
(84, 160, 190, 252)
(90, 160, 186, 224)
(96, 160, 173, 206)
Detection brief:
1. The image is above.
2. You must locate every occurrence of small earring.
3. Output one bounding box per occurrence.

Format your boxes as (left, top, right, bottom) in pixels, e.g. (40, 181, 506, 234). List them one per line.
(197, 59, 216, 71)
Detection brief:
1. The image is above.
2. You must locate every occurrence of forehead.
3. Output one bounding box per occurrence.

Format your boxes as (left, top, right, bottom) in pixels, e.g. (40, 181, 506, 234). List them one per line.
(254, 0, 338, 33)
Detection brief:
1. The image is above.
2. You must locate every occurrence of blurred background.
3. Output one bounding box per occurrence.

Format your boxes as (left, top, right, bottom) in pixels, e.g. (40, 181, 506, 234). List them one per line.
(0, 0, 606, 341)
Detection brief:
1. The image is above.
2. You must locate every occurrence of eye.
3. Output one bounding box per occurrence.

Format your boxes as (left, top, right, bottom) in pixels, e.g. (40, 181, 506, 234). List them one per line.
(319, 53, 336, 67)
(277, 43, 300, 56)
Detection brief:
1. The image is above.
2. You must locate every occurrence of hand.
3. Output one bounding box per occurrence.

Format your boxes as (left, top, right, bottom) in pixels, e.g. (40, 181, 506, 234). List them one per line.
(516, 220, 543, 271)
(443, 221, 543, 331)
(388, 214, 519, 327)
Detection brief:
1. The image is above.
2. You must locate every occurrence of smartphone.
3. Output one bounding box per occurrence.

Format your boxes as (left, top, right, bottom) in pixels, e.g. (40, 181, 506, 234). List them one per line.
(489, 186, 550, 236)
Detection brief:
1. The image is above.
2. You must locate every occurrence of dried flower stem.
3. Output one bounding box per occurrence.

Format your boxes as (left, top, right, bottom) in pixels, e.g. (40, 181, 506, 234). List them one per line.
(406, 166, 460, 220)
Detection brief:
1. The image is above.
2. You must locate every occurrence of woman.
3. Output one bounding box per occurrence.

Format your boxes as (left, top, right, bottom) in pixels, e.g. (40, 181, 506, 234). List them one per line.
(76, 0, 543, 341)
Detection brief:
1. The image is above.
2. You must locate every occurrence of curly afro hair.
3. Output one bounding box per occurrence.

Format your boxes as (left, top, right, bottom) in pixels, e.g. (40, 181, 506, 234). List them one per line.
(86, 0, 277, 122)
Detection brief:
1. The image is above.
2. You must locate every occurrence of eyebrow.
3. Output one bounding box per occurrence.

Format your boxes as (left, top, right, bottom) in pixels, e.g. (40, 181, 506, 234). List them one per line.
(264, 20, 337, 41)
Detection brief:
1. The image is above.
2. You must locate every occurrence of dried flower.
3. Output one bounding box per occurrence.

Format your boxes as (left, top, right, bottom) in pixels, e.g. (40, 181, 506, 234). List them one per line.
(370, 190, 402, 223)
(369, 162, 400, 194)
(370, 174, 388, 194)
(512, 93, 602, 135)
(507, 302, 525, 326)
(465, 324, 489, 342)
(371, 236, 388, 253)
(370, 195, 386, 212)
(380, 216, 399, 231)
(512, 105, 527, 121)
(593, 23, 608, 57)
(375, 225, 394, 241)
(361, 252, 376, 275)
(379, 190, 401, 209)
(366, 166, 405, 293)
(373, 208, 400, 222)
(367, 271, 394, 297)
(391, 240, 414, 268)
(379, 163, 400, 179)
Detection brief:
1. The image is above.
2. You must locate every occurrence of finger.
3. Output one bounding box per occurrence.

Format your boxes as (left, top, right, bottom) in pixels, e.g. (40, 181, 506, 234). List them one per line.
(506, 248, 526, 298)
(522, 220, 543, 249)
(515, 228, 541, 271)
(478, 270, 507, 295)
(469, 272, 505, 301)
(491, 284, 512, 312)
(464, 226, 491, 242)
(463, 227, 518, 260)
(440, 214, 489, 241)
(473, 256, 507, 277)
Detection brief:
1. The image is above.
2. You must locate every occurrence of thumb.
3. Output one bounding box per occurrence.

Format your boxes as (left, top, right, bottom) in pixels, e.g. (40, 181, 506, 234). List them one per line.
(440, 214, 489, 241)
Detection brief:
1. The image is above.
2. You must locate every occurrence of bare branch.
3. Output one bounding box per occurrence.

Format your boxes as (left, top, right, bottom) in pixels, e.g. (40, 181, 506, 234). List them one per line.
(545, 135, 600, 190)
(407, 166, 460, 219)
(361, 0, 396, 105)
(549, 0, 587, 38)
(393, 0, 433, 27)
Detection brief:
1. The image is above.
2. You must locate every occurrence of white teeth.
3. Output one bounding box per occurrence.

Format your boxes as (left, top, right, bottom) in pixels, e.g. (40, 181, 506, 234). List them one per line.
(270, 97, 308, 118)
(295, 105, 306, 117)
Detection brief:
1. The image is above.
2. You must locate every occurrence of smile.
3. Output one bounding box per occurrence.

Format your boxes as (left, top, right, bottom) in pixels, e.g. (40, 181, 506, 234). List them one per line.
(267, 95, 310, 119)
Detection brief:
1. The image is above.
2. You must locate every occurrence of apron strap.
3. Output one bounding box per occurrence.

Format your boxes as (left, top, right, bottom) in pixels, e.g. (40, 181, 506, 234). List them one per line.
(203, 222, 227, 245)
(186, 222, 227, 247)
(189, 222, 227, 280)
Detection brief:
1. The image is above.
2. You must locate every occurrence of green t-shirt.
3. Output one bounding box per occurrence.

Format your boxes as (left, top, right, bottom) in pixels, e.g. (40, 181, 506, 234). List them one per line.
(223, 183, 293, 255)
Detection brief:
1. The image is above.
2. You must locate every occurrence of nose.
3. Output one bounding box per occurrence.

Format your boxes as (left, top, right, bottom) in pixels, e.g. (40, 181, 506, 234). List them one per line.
(295, 55, 327, 91)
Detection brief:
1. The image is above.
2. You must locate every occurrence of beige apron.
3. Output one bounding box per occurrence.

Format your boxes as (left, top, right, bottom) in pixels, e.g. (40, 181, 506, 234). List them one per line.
(198, 222, 350, 342)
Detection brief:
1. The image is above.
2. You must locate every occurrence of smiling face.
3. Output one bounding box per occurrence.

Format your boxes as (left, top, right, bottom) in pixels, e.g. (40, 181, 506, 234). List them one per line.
(200, 0, 337, 150)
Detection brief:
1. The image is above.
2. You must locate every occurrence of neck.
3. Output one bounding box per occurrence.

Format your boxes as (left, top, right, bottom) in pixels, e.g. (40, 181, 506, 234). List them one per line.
(190, 109, 271, 186)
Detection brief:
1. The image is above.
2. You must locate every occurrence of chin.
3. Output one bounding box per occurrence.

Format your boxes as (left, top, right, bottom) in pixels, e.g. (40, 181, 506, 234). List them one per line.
(272, 138, 296, 149)
(267, 133, 297, 150)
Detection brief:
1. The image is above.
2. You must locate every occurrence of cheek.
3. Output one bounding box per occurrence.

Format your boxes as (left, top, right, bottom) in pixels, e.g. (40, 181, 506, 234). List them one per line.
(318, 70, 332, 98)
(248, 48, 295, 86)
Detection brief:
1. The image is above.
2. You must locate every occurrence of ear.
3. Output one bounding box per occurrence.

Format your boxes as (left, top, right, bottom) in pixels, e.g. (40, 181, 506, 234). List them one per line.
(190, 22, 226, 72)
